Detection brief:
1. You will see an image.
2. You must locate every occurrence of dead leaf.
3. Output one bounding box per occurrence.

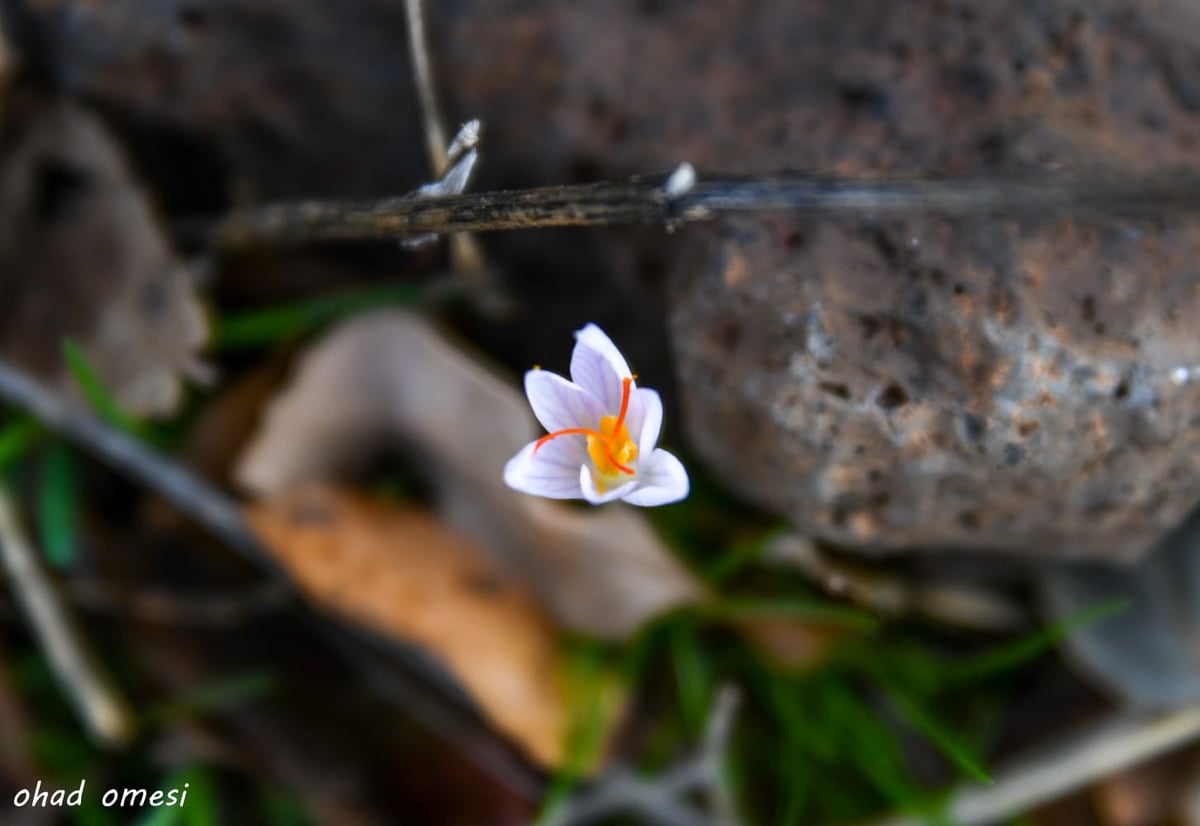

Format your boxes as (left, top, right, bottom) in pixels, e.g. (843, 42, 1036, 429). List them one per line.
(246, 484, 571, 767)
(235, 311, 703, 638)
(0, 100, 208, 416)
(1093, 748, 1195, 826)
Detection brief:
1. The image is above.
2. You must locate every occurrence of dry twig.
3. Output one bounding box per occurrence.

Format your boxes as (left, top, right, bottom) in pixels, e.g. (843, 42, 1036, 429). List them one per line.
(547, 685, 743, 826)
(66, 578, 292, 627)
(402, 0, 487, 274)
(0, 487, 134, 745)
(212, 172, 1200, 249)
(0, 359, 275, 571)
(765, 533, 1027, 631)
(871, 704, 1200, 826)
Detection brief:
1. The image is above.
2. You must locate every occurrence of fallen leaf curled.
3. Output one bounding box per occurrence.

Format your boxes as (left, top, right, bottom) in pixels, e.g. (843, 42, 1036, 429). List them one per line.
(236, 311, 703, 638)
(246, 484, 570, 767)
(1041, 507, 1200, 707)
(0, 100, 208, 416)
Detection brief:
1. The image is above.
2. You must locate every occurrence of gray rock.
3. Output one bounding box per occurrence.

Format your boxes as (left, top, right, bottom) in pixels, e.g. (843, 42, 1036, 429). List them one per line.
(670, 214, 1200, 558)
(642, 0, 1200, 560)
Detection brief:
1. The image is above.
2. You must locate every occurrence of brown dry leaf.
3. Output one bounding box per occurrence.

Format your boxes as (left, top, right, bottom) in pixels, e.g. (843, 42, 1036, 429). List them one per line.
(235, 310, 703, 638)
(1093, 747, 1198, 826)
(246, 484, 571, 768)
(0, 100, 208, 416)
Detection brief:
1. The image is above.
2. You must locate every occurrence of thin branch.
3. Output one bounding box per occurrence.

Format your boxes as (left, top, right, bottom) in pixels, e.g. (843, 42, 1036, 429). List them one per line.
(211, 172, 1200, 249)
(404, 0, 448, 175)
(0, 487, 135, 745)
(870, 704, 1200, 826)
(0, 576, 291, 627)
(0, 359, 277, 572)
(402, 0, 487, 274)
(764, 533, 1027, 632)
(549, 685, 743, 826)
(66, 578, 292, 627)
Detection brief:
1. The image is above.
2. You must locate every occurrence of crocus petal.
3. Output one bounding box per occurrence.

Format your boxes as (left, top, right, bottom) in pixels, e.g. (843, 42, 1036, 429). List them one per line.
(620, 449, 689, 506)
(624, 387, 663, 456)
(524, 369, 606, 433)
(579, 465, 639, 505)
(504, 439, 586, 499)
(570, 323, 633, 413)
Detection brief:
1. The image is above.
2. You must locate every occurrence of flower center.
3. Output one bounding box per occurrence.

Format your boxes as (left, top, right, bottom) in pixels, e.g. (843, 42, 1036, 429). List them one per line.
(587, 415, 639, 482)
(533, 377, 638, 486)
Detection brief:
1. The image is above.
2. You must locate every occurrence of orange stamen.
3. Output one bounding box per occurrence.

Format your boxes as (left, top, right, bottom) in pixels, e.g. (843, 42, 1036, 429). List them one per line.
(615, 377, 633, 430)
(534, 427, 602, 452)
(532, 377, 639, 476)
(608, 454, 636, 475)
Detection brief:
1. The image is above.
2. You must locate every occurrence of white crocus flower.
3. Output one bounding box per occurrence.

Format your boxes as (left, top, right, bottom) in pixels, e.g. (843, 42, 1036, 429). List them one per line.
(504, 324, 690, 506)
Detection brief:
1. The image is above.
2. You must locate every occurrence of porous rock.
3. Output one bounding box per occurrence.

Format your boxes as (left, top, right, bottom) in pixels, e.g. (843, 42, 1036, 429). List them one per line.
(652, 0, 1200, 558)
(671, 214, 1200, 559)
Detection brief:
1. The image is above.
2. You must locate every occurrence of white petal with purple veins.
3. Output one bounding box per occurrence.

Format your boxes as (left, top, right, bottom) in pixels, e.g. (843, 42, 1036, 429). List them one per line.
(620, 449, 689, 506)
(524, 369, 606, 433)
(571, 323, 633, 412)
(504, 440, 586, 499)
(579, 465, 639, 505)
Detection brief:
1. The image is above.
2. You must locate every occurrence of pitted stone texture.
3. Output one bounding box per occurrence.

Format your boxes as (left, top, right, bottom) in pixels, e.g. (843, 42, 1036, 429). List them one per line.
(671, 215, 1200, 559)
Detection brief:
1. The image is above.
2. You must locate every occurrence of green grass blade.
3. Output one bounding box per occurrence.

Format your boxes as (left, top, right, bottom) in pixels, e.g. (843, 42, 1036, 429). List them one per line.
(62, 339, 148, 439)
(669, 621, 713, 736)
(38, 443, 77, 568)
(537, 642, 621, 824)
(705, 525, 789, 584)
(131, 765, 214, 826)
(134, 803, 182, 826)
(946, 597, 1127, 684)
(884, 687, 992, 784)
(181, 765, 216, 826)
(0, 418, 42, 474)
(821, 684, 920, 809)
(144, 671, 276, 726)
(216, 284, 422, 351)
(257, 787, 316, 826)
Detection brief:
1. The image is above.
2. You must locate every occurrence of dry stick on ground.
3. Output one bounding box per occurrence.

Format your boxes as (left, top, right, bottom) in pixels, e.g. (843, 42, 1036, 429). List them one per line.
(402, 0, 487, 275)
(548, 685, 743, 826)
(765, 533, 1027, 632)
(212, 172, 1200, 249)
(870, 704, 1200, 826)
(0, 361, 274, 570)
(0, 487, 135, 746)
(0, 577, 291, 628)
(67, 578, 293, 627)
